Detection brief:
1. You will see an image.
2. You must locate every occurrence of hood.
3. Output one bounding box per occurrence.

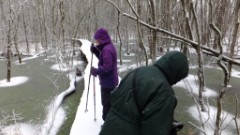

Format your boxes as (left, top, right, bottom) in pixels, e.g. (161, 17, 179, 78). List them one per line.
(94, 28, 112, 45)
(154, 51, 189, 85)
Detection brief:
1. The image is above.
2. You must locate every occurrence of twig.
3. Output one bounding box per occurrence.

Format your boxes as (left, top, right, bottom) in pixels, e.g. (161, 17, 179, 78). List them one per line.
(234, 96, 240, 135)
(188, 121, 207, 135)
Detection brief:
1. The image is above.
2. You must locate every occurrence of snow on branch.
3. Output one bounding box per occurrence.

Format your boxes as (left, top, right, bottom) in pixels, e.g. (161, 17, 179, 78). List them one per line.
(122, 13, 240, 66)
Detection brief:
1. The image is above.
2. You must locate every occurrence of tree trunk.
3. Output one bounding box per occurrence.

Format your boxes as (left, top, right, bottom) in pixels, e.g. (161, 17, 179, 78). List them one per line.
(190, 0, 206, 112)
(228, 0, 240, 80)
(105, 0, 123, 65)
(22, 6, 30, 55)
(37, 0, 44, 53)
(134, 0, 148, 66)
(59, 0, 65, 53)
(148, 0, 157, 62)
(6, 2, 12, 82)
(181, 0, 206, 112)
(42, 0, 48, 52)
(14, 14, 22, 64)
(93, 0, 98, 31)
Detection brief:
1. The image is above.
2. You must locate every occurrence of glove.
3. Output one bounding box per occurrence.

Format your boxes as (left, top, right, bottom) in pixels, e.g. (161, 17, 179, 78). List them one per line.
(90, 43, 100, 58)
(90, 43, 96, 53)
(90, 67, 98, 77)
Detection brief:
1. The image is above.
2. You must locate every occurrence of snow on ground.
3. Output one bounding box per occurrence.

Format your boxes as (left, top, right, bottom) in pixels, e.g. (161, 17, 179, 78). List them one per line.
(117, 56, 163, 73)
(1, 123, 38, 135)
(188, 105, 239, 135)
(14, 54, 40, 64)
(51, 63, 71, 72)
(117, 59, 132, 63)
(70, 39, 104, 135)
(176, 73, 240, 134)
(175, 74, 218, 97)
(15, 62, 26, 65)
(231, 69, 240, 78)
(118, 63, 138, 73)
(0, 76, 29, 87)
(51, 60, 84, 72)
(21, 55, 39, 61)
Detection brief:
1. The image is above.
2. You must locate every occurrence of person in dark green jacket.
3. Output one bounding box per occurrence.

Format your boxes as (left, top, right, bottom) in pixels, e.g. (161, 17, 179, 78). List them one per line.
(99, 51, 189, 135)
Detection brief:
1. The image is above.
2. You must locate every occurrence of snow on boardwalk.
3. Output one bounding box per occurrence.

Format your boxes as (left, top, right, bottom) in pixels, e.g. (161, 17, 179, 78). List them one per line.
(70, 39, 104, 135)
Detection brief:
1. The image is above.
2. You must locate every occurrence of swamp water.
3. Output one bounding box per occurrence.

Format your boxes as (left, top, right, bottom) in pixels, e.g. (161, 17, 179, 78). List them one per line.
(0, 53, 85, 134)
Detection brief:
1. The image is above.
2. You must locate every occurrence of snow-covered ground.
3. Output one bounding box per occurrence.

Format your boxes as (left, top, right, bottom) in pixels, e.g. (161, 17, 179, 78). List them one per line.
(0, 77, 29, 87)
(51, 60, 84, 72)
(175, 75, 218, 97)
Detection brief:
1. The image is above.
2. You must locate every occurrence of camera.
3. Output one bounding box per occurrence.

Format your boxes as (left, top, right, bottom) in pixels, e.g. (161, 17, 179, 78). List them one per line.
(172, 121, 184, 131)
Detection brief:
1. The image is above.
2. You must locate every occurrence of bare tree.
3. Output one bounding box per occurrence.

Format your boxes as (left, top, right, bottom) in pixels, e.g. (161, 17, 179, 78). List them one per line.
(123, 13, 240, 66)
(22, 5, 30, 55)
(59, 0, 65, 53)
(147, 0, 157, 62)
(190, 0, 206, 112)
(13, 11, 22, 64)
(36, 0, 48, 56)
(209, 1, 232, 134)
(105, 0, 123, 65)
(227, 0, 240, 80)
(93, 0, 98, 31)
(6, 0, 13, 82)
(210, 22, 230, 135)
(126, 0, 148, 66)
(234, 96, 240, 135)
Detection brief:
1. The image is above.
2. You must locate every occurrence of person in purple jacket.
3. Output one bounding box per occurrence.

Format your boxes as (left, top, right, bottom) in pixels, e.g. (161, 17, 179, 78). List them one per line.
(90, 28, 119, 121)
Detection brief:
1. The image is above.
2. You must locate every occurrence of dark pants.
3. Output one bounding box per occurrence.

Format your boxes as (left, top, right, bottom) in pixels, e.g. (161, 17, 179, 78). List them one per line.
(101, 87, 114, 121)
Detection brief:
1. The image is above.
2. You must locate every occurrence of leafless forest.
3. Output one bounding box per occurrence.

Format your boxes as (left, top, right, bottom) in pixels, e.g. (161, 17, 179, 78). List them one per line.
(1, 0, 240, 134)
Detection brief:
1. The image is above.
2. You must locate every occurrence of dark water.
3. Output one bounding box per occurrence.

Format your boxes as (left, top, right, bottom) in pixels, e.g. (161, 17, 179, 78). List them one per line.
(0, 55, 70, 125)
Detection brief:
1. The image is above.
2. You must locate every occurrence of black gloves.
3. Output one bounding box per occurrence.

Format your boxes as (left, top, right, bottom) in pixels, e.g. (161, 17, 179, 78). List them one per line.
(90, 43, 100, 58)
(90, 43, 96, 53)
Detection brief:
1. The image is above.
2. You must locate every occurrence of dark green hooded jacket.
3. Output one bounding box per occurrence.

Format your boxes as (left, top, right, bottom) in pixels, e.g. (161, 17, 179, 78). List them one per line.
(99, 51, 189, 135)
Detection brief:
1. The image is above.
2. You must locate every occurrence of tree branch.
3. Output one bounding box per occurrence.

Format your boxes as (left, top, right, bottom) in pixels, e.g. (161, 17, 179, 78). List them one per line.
(122, 13, 240, 66)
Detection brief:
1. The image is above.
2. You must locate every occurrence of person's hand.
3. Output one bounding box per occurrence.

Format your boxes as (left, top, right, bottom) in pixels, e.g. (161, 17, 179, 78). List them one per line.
(90, 43, 95, 53)
(90, 67, 98, 77)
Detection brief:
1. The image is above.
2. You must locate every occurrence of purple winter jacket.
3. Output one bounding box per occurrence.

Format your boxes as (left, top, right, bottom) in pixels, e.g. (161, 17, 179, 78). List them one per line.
(92, 28, 119, 89)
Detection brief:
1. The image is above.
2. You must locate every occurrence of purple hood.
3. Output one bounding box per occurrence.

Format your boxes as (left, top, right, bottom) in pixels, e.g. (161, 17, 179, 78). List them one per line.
(94, 28, 112, 45)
